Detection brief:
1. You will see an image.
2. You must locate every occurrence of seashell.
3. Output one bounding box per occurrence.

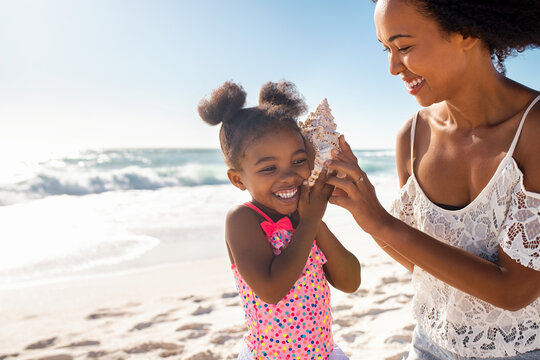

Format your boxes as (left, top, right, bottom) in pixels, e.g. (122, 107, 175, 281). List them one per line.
(299, 98, 340, 186)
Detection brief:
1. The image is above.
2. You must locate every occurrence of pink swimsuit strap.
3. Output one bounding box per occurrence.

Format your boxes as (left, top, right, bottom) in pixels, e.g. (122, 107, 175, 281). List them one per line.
(243, 202, 275, 223)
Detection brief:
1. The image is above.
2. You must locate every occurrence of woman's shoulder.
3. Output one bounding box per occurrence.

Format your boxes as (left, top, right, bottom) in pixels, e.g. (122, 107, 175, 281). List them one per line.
(395, 108, 435, 185)
(514, 91, 540, 193)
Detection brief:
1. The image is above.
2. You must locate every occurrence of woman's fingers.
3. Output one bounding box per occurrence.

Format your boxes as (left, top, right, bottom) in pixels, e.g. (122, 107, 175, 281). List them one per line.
(325, 175, 358, 196)
(328, 194, 354, 211)
(326, 159, 365, 183)
(332, 135, 357, 163)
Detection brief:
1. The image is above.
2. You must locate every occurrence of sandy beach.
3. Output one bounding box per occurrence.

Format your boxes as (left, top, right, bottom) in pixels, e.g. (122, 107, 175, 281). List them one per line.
(0, 204, 415, 360)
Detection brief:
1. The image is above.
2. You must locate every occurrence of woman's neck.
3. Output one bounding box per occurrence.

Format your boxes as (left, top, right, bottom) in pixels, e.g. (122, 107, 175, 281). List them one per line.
(441, 60, 533, 130)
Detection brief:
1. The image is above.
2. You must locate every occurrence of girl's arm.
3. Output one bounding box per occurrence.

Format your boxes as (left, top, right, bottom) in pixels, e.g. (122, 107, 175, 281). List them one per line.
(316, 221, 360, 293)
(325, 135, 540, 311)
(226, 173, 333, 304)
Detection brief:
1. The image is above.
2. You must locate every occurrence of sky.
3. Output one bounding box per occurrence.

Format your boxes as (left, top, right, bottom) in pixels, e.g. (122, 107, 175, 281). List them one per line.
(1, 0, 539, 156)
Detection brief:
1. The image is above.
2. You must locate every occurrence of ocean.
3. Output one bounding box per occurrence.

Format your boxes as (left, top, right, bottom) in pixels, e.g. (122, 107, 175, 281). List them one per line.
(0, 148, 398, 289)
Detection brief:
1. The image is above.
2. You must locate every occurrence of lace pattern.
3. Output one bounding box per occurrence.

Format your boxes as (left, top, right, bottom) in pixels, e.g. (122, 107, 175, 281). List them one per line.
(390, 157, 540, 357)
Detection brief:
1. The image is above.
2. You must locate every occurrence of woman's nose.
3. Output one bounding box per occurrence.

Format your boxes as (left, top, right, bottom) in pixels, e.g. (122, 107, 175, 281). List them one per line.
(388, 52, 405, 76)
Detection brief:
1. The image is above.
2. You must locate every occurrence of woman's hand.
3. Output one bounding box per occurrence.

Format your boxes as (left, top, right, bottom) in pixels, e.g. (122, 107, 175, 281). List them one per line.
(325, 135, 391, 235)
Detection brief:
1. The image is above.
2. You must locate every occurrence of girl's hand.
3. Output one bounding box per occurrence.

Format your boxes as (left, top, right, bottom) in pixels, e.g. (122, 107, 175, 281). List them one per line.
(297, 169, 334, 224)
(325, 135, 391, 235)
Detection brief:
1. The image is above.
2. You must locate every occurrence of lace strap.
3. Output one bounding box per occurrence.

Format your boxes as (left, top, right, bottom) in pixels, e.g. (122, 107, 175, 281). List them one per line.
(507, 94, 540, 157)
(410, 112, 419, 172)
(243, 202, 274, 223)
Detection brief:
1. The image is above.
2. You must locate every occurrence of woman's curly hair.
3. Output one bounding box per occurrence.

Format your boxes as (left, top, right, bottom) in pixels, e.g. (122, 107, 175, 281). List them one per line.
(373, 0, 540, 73)
(198, 80, 307, 169)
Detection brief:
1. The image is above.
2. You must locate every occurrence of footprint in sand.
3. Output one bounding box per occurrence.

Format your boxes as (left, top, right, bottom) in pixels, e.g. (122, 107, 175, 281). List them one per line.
(332, 318, 355, 327)
(221, 291, 238, 299)
(185, 350, 220, 360)
(176, 323, 212, 332)
(0, 353, 19, 360)
(350, 288, 369, 297)
(87, 351, 107, 358)
(210, 334, 233, 345)
(191, 305, 212, 315)
(384, 333, 413, 344)
(191, 297, 208, 304)
(60, 340, 100, 348)
(124, 342, 182, 354)
(37, 355, 73, 360)
(25, 337, 57, 350)
(403, 323, 416, 331)
(353, 307, 402, 318)
(130, 311, 179, 331)
(210, 324, 247, 344)
(375, 293, 412, 305)
(332, 304, 353, 312)
(177, 322, 212, 340)
(219, 324, 247, 334)
(340, 330, 365, 343)
(381, 276, 399, 285)
(86, 311, 131, 320)
(131, 321, 154, 331)
(385, 351, 409, 360)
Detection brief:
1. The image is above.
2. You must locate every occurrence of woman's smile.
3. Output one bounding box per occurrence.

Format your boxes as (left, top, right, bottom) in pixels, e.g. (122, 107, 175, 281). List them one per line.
(404, 76, 425, 95)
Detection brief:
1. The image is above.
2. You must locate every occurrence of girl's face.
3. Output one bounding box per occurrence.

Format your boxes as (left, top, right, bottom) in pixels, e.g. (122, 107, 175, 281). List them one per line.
(228, 127, 310, 216)
(374, 0, 473, 106)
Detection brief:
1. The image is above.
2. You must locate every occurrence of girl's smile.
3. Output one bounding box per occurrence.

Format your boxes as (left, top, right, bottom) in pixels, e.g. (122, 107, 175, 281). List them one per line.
(228, 127, 310, 216)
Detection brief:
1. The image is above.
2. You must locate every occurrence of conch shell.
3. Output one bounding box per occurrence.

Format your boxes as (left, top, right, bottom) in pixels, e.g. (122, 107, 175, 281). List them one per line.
(299, 98, 340, 186)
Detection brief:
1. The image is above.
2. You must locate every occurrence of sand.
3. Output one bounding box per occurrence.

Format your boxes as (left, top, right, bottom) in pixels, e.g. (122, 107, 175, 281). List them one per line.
(0, 207, 415, 360)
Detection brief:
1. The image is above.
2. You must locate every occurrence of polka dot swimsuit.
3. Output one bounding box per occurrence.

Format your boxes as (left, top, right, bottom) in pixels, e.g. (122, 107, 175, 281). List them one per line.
(231, 202, 333, 360)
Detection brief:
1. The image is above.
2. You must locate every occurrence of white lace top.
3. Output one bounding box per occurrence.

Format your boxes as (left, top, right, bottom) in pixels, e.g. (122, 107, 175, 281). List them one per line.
(390, 95, 540, 358)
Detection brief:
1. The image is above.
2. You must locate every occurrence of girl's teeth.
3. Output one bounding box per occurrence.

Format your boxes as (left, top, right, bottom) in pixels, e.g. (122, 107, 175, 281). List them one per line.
(275, 189, 297, 199)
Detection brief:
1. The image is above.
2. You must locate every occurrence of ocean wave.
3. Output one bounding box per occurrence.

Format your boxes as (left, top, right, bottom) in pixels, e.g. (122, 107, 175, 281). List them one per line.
(1, 148, 396, 206)
(0, 164, 229, 205)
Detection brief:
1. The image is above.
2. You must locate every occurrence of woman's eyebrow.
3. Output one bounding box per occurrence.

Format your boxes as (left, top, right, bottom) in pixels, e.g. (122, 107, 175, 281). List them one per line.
(388, 34, 414, 42)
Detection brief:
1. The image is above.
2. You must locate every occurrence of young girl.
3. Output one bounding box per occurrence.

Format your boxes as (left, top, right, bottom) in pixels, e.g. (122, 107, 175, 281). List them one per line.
(198, 80, 360, 360)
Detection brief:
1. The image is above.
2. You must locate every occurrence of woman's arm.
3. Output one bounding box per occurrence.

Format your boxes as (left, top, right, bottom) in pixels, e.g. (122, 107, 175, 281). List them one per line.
(316, 221, 361, 293)
(226, 173, 334, 304)
(325, 135, 540, 311)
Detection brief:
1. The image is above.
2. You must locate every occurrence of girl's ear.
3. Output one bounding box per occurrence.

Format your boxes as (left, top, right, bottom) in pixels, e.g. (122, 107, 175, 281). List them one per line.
(227, 169, 246, 190)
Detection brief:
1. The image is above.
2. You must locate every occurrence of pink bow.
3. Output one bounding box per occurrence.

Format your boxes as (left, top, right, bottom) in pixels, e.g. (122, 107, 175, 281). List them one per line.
(260, 217, 293, 237)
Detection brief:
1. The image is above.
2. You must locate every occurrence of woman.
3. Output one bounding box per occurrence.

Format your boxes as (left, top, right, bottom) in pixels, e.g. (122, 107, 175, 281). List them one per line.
(325, 0, 540, 359)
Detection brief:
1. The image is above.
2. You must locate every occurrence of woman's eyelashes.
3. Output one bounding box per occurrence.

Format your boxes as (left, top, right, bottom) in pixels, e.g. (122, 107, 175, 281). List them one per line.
(382, 45, 412, 54)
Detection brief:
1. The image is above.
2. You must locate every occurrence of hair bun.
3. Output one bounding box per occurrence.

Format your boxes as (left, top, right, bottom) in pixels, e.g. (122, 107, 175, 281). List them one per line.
(198, 81, 247, 126)
(259, 80, 307, 118)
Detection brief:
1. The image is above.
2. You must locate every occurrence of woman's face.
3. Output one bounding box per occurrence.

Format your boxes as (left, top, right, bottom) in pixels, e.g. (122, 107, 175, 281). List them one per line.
(374, 0, 470, 106)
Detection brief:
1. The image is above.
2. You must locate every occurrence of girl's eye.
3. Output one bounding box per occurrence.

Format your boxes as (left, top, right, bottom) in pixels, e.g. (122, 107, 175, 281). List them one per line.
(293, 158, 307, 166)
(258, 166, 276, 173)
(382, 47, 389, 53)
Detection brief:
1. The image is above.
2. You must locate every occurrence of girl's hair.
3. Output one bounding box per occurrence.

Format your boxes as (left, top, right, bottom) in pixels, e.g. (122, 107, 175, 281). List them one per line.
(372, 0, 540, 73)
(198, 80, 307, 169)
